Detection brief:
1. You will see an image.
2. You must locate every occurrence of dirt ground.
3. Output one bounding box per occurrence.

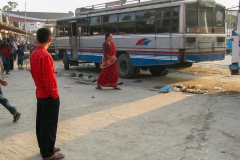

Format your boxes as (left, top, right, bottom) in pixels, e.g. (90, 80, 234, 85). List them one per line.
(0, 59, 240, 160)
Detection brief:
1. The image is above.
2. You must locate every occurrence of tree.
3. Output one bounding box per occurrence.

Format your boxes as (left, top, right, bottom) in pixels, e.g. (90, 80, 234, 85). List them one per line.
(2, 1, 18, 11)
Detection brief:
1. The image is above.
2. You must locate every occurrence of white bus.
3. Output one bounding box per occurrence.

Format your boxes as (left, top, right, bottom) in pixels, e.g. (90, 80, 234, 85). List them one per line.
(43, 24, 57, 55)
(55, 0, 226, 78)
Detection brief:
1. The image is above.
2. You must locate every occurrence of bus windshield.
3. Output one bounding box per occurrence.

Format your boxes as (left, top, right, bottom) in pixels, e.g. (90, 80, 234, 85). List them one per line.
(185, 2, 225, 33)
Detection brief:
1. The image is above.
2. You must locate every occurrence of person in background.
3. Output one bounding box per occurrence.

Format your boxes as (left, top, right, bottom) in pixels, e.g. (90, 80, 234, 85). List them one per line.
(0, 53, 21, 122)
(30, 28, 64, 160)
(96, 33, 121, 90)
(7, 38, 15, 70)
(15, 45, 24, 69)
(0, 37, 10, 74)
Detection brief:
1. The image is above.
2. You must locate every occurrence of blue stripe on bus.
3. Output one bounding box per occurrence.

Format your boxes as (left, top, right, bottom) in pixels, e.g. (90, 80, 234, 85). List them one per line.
(78, 55, 102, 62)
(185, 53, 225, 62)
(131, 59, 178, 66)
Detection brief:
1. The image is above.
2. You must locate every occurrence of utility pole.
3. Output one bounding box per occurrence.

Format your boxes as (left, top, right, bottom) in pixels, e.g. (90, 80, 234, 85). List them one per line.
(25, 2, 27, 41)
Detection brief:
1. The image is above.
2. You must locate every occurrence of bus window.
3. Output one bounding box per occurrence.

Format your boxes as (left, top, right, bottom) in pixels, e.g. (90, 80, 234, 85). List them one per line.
(199, 7, 213, 28)
(136, 10, 155, 21)
(185, 3, 198, 27)
(119, 12, 135, 21)
(136, 21, 155, 34)
(102, 23, 117, 34)
(77, 18, 89, 35)
(172, 7, 179, 33)
(136, 10, 155, 34)
(156, 10, 171, 33)
(215, 5, 224, 27)
(64, 28, 70, 36)
(91, 16, 103, 25)
(157, 19, 170, 33)
(57, 28, 64, 37)
(91, 25, 103, 35)
(119, 21, 134, 34)
(103, 14, 118, 23)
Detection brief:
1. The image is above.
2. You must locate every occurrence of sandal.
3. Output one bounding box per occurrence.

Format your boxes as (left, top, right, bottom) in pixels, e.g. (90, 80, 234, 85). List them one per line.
(114, 87, 121, 90)
(95, 86, 102, 89)
(42, 153, 65, 160)
(40, 147, 61, 155)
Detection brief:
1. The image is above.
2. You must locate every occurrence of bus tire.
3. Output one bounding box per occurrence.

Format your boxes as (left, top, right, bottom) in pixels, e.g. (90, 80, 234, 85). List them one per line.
(63, 50, 69, 70)
(95, 62, 100, 69)
(161, 70, 170, 76)
(149, 66, 167, 76)
(118, 54, 135, 79)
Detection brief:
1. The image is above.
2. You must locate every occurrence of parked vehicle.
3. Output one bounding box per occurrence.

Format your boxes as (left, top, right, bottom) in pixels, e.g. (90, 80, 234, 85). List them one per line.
(55, 0, 226, 78)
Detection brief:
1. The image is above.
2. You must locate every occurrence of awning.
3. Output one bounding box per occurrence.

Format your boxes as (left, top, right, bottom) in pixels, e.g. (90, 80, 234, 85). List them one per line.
(0, 22, 30, 34)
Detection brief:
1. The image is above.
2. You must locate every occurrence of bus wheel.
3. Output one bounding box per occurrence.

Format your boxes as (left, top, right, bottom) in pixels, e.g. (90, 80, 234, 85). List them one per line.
(63, 50, 69, 70)
(95, 62, 100, 69)
(118, 54, 135, 79)
(149, 66, 167, 76)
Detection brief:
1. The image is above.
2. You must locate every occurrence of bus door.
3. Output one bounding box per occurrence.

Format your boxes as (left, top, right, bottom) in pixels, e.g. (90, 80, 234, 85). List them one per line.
(77, 18, 89, 61)
(69, 21, 78, 60)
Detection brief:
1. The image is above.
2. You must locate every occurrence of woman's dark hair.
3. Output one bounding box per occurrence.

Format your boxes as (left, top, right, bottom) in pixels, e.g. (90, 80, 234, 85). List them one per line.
(105, 33, 111, 40)
(37, 28, 52, 43)
(17, 45, 20, 49)
(7, 38, 10, 43)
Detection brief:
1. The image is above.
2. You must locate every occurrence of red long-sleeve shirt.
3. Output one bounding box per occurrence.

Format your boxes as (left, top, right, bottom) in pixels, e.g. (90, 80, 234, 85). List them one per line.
(0, 43, 10, 58)
(30, 46, 58, 99)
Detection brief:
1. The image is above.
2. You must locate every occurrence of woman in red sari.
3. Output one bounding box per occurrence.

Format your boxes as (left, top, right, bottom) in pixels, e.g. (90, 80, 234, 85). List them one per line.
(96, 33, 121, 90)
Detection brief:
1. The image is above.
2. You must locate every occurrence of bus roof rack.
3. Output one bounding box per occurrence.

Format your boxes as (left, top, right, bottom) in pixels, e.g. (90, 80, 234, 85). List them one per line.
(75, 0, 183, 16)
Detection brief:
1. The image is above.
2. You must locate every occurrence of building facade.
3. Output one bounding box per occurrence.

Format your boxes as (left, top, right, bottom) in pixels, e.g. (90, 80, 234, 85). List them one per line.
(0, 10, 74, 41)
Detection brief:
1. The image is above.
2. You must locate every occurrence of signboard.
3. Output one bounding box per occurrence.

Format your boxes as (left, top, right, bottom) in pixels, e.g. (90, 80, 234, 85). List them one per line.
(198, 0, 215, 7)
(214, 28, 225, 33)
(187, 28, 198, 33)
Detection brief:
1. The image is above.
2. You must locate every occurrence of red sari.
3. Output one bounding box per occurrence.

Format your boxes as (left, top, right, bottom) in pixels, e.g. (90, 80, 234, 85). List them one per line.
(97, 41, 118, 88)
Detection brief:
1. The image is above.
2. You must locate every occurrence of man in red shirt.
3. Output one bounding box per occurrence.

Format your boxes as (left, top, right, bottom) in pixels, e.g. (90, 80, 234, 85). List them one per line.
(30, 28, 64, 160)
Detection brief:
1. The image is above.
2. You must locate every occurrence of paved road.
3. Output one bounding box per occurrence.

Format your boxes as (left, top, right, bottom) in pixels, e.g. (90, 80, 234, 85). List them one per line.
(0, 60, 239, 160)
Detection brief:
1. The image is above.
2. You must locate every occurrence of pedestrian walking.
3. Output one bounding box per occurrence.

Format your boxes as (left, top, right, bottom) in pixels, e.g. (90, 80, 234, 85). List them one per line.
(0, 55, 21, 122)
(0, 37, 10, 74)
(96, 33, 121, 90)
(30, 28, 64, 160)
(7, 38, 15, 71)
(15, 45, 24, 69)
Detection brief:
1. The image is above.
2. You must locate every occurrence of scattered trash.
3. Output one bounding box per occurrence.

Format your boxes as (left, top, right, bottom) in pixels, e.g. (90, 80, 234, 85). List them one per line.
(88, 75, 93, 78)
(172, 84, 207, 94)
(63, 84, 71, 88)
(118, 82, 123, 85)
(91, 95, 95, 98)
(134, 79, 142, 83)
(78, 73, 83, 77)
(213, 87, 221, 90)
(70, 73, 76, 77)
(159, 86, 172, 93)
(172, 86, 181, 92)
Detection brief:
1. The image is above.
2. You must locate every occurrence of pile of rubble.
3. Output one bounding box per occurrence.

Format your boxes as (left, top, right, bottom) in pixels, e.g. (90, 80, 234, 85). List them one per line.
(159, 84, 208, 94)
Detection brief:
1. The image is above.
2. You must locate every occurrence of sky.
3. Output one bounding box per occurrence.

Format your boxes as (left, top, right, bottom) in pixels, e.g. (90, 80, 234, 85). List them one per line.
(0, 0, 239, 13)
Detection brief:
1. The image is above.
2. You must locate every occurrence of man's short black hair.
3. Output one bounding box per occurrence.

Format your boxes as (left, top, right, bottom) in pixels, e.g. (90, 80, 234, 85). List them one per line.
(37, 28, 52, 43)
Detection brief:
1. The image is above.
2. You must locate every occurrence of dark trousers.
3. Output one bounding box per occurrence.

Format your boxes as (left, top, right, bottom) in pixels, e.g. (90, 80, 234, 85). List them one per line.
(10, 58, 14, 70)
(2, 57, 10, 74)
(36, 97, 60, 158)
(0, 87, 17, 114)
